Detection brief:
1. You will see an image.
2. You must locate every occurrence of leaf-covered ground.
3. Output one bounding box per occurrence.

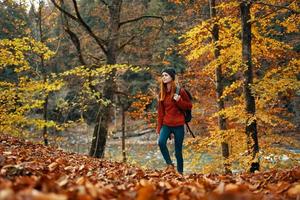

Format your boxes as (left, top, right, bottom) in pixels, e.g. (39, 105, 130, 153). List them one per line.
(0, 135, 299, 200)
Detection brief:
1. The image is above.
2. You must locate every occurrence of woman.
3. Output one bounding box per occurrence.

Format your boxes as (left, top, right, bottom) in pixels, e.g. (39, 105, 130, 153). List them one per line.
(156, 68, 192, 174)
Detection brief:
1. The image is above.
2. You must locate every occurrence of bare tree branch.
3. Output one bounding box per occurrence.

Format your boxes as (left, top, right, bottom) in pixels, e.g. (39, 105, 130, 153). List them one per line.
(58, 0, 86, 65)
(117, 15, 164, 50)
(65, 28, 87, 65)
(50, 0, 77, 21)
(53, 32, 63, 54)
(114, 90, 129, 97)
(50, 0, 108, 54)
(71, 0, 107, 49)
(87, 54, 106, 63)
(119, 15, 164, 28)
(119, 35, 136, 51)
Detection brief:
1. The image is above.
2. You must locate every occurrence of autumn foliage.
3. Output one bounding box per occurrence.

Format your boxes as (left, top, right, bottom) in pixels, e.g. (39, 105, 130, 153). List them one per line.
(0, 38, 63, 135)
(179, 0, 300, 172)
(0, 0, 299, 192)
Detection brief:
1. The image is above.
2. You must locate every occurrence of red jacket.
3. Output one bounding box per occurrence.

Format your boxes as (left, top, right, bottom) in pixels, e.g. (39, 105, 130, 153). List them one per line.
(156, 88, 192, 134)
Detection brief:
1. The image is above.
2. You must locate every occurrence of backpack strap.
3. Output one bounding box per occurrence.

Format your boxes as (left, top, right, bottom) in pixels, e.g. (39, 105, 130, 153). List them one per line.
(175, 86, 196, 138)
(175, 86, 180, 95)
(186, 123, 195, 138)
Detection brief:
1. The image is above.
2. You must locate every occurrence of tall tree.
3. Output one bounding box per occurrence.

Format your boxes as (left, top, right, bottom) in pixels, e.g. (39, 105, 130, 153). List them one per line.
(240, 1, 259, 172)
(39, 0, 50, 146)
(50, 0, 163, 158)
(209, 0, 231, 174)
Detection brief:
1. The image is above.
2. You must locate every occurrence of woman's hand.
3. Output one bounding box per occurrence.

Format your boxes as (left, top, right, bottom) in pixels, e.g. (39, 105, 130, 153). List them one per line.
(173, 94, 181, 101)
(156, 128, 160, 135)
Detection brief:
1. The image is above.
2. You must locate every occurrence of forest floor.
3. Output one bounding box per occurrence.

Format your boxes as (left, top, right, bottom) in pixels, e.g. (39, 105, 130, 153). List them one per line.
(0, 134, 299, 200)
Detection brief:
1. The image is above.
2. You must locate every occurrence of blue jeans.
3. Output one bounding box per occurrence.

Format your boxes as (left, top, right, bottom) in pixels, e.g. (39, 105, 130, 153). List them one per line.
(158, 125, 185, 173)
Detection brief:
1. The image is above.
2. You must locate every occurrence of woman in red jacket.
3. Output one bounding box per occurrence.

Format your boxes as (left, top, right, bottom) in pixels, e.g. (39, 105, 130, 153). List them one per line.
(157, 68, 192, 174)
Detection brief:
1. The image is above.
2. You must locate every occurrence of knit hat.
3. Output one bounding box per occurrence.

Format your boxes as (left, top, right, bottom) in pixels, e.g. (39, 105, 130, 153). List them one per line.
(161, 67, 176, 80)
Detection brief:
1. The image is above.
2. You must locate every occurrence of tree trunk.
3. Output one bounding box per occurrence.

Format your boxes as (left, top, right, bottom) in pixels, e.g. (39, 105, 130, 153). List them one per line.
(43, 84, 49, 146)
(89, 0, 121, 158)
(121, 105, 126, 162)
(38, 2, 49, 146)
(209, 0, 230, 174)
(240, 1, 260, 173)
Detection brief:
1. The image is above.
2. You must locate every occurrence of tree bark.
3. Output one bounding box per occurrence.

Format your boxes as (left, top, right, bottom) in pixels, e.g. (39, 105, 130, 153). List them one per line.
(121, 105, 126, 162)
(240, 1, 260, 172)
(209, 0, 230, 174)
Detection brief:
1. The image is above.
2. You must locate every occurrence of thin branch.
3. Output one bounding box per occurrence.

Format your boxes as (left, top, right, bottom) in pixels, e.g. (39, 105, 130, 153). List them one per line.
(59, 0, 85, 65)
(119, 15, 164, 28)
(251, 0, 300, 14)
(151, 22, 164, 42)
(29, 1, 38, 18)
(71, 0, 107, 49)
(65, 28, 86, 65)
(87, 54, 106, 62)
(119, 35, 136, 51)
(50, 0, 108, 54)
(38, 2, 56, 22)
(114, 90, 129, 97)
(53, 32, 63, 54)
(251, 0, 299, 24)
(252, 7, 280, 23)
(118, 15, 164, 50)
(50, 0, 77, 21)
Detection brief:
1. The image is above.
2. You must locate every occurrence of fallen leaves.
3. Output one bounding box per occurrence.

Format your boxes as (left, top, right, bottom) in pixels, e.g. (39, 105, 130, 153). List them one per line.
(287, 184, 300, 198)
(48, 162, 58, 172)
(136, 180, 155, 200)
(0, 134, 299, 200)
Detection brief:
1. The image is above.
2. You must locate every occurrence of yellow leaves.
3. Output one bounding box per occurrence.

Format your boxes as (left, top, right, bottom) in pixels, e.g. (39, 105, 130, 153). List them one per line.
(252, 58, 300, 105)
(252, 26, 292, 61)
(62, 65, 88, 77)
(216, 1, 239, 10)
(179, 20, 214, 60)
(213, 104, 248, 124)
(62, 64, 142, 79)
(256, 109, 294, 128)
(280, 14, 299, 33)
(0, 38, 60, 134)
(45, 79, 64, 93)
(0, 37, 54, 72)
(221, 80, 242, 100)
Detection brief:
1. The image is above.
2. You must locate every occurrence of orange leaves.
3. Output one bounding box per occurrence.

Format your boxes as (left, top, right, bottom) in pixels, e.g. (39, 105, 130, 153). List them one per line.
(129, 92, 155, 124)
(287, 184, 300, 198)
(48, 162, 58, 172)
(136, 180, 155, 200)
(1, 134, 300, 200)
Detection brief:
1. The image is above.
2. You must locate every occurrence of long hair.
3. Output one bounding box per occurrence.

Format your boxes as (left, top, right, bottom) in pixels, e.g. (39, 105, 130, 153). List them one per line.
(159, 80, 176, 101)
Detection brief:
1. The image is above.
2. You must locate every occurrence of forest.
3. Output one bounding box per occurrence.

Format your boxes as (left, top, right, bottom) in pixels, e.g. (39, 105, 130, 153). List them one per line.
(0, 0, 299, 199)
